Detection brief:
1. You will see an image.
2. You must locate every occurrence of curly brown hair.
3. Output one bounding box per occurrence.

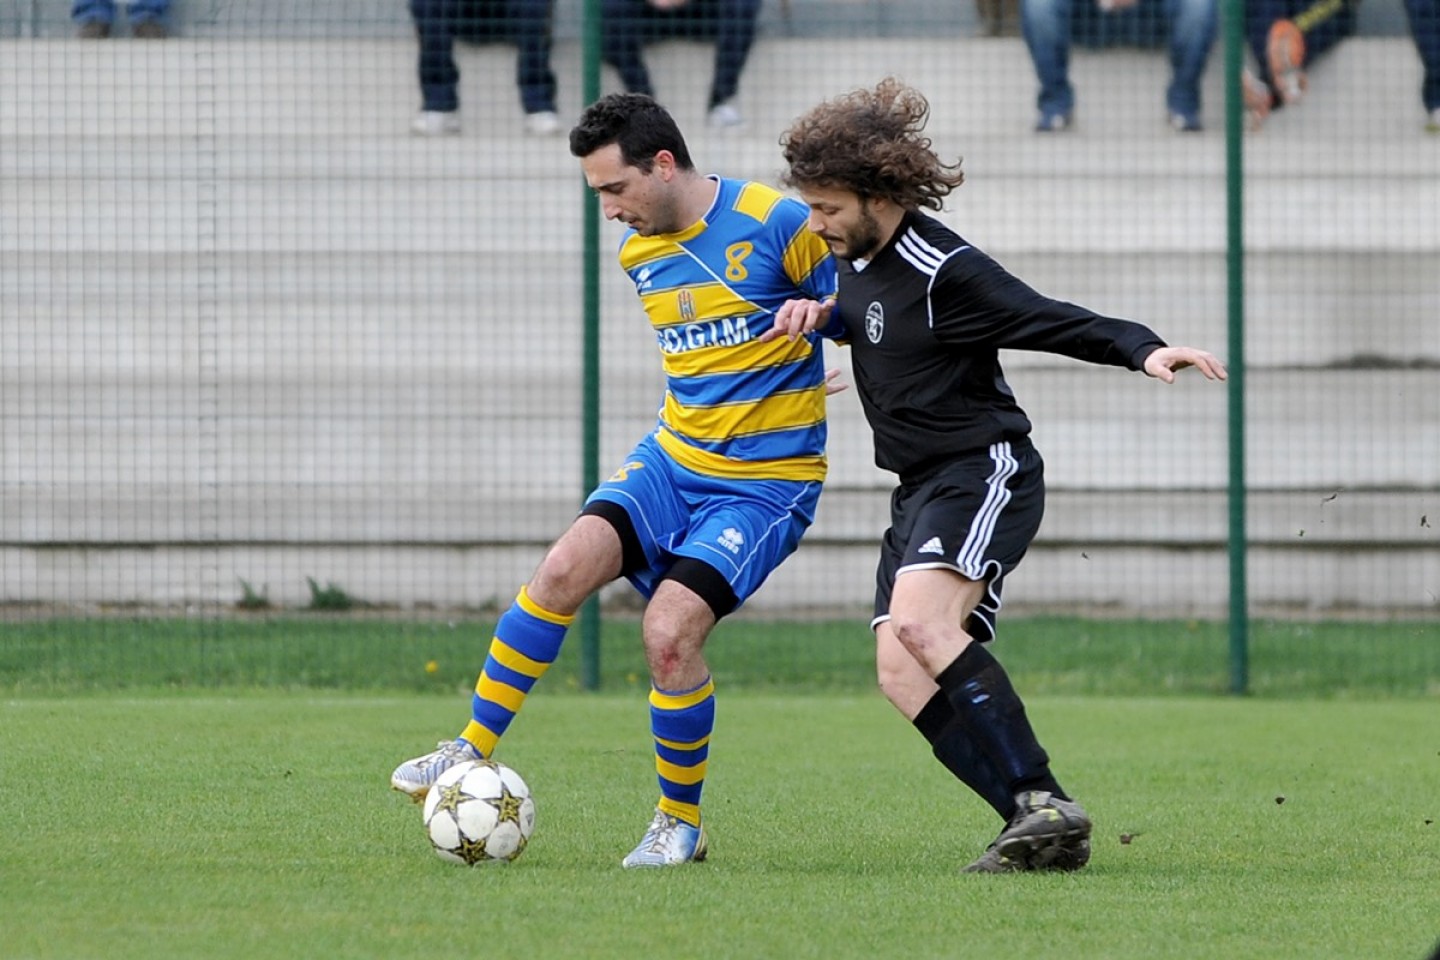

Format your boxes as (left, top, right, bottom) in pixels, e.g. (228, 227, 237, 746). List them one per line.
(780, 78, 964, 211)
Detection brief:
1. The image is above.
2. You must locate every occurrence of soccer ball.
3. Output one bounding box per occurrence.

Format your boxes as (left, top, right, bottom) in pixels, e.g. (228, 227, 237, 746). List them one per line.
(422, 760, 536, 865)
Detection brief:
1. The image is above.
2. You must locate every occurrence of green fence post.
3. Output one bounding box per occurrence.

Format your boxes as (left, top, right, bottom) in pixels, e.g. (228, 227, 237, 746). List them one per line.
(1224, 0, 1249, 695)
(578, 0, 603, 692)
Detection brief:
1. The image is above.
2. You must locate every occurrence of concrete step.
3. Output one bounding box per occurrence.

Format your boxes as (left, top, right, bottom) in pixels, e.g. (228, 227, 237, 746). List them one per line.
(5, 523, 1436, 615)
(2, 366, 1434, 501)
(8, 248, 1434, 368)
(2, 0, 1416, 42)
(4, 485, 1435, 548)
(1, 37, 1433, 145)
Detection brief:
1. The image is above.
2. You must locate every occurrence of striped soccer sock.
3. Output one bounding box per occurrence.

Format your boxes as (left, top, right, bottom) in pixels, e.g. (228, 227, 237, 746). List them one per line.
(459, 586, 572, 758)
(650, 676, 716, 828)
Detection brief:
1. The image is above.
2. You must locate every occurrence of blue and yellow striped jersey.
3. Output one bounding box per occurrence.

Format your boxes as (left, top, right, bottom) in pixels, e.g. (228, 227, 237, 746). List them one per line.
(616, 177, 837, 483)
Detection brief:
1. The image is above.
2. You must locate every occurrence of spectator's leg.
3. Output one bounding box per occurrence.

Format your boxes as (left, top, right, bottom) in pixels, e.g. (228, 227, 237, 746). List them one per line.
(602, 0, 655, 96)
(509, 0, 559, 114)
(1245, 0, 1289, 90)
(1165, 0, 1217, 120)
(411, 0, 463, 112)
(1293, 0, 1356, 64)
(1402, 0, 1440, 115)
(72, 0, 115, 26)
(1021, 0, 1077, 122)
(706, 0, 762, 109)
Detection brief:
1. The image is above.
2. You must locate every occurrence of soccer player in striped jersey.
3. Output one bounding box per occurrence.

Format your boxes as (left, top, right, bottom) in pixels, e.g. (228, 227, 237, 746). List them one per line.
(391, 92, 838, 868)
(768, 79, 1226, 872)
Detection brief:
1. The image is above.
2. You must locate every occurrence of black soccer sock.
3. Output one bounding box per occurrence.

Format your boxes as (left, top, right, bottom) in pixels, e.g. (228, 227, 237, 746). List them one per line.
(913, 691, 1016, 820)
(936, 643, 1068, 801)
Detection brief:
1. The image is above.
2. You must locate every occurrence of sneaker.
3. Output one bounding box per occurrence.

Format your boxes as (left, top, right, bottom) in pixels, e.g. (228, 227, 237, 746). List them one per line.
(524, 110, 561, 136)
(707, 102, 744, 130)
(390, 738, 481, 801)
(1427, 109, 1440, 134)
(411, 111, 461, 137)
(1242, 69, 1275, 130)
(1034, 111, 1072, 133)
(1035, 834, 1092, 871)
(621, 809, 708, 868)
(1266, 19, 1307, 106)
(962, 843, 1026, 873)
(1169, 112, 1202, 133)
(132, 19, 168, 39)
(962, 832, 1091, 873)
(77, 19, 110, 38)
(992, 790, 1093, 866)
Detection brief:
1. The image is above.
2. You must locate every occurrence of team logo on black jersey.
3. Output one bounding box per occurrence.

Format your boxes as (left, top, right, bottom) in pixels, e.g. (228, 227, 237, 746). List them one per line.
(865, 301, 884, 343)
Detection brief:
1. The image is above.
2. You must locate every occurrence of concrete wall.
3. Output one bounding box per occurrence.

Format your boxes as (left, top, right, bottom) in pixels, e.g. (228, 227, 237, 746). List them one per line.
(2, 33, 1437, 616)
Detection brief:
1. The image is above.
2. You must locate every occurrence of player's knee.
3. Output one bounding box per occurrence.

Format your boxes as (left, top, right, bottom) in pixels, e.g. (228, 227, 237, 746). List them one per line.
(530, 543, 616, 610)
(891, 613, 974, 669)
(889, 612, 938, 655)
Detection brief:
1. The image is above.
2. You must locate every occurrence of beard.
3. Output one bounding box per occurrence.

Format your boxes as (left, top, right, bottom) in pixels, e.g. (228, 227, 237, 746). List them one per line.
(829, 203, 884, 261)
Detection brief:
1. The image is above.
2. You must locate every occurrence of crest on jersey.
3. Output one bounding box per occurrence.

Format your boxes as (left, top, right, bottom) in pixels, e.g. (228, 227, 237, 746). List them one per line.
(865, 301, 884, 343)
(678, 289, 697, 323)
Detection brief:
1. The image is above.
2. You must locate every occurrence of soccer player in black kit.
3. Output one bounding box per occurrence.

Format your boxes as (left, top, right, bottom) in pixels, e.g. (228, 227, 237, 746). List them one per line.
(766, 79, 1227, 872)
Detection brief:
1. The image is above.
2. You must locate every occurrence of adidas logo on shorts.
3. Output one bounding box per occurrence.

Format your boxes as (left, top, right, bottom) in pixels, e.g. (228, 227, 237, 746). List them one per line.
(918, 536, 945, 556)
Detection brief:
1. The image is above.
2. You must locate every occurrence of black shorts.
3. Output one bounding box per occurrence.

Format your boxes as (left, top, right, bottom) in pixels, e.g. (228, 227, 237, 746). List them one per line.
(872, 439, 1045, 643)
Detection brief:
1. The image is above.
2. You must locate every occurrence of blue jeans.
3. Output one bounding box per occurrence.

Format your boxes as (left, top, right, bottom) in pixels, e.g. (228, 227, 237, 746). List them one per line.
(1022, 0, 1217, 119)
(409, 0, 557, 115)
(72, 0, 169, 24)
(1404, 0, 1440, 110)
(601, 0, 762, 108)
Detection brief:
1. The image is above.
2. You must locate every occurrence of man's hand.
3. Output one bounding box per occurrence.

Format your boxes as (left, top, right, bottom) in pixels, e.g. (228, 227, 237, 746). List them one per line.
(823, 367, 848, 396)
(1143, 347, 1228, 384)
(761, 298, 836, 343)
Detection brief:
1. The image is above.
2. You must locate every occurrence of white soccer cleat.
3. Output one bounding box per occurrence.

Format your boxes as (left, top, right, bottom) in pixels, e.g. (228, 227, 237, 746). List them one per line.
(391, 738, 482, 802)
(411, 110, 461, 137)
(621, 809, 708, 868)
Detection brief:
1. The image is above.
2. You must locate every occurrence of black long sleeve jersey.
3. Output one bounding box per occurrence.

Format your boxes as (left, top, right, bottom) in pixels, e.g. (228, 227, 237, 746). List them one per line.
(830, 210, 1168, 481)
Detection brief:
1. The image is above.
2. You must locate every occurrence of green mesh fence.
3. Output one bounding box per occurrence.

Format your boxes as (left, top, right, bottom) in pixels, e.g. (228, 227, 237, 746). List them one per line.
(1, 0, 1436, 692)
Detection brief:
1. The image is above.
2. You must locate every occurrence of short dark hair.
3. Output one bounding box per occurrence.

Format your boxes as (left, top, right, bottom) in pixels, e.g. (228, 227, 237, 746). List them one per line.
(780, 78, 963, 211)
(568, 93, 695, 172)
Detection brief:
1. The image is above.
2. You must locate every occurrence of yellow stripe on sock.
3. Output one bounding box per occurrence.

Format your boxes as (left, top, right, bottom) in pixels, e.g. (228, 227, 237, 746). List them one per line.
(516, 586, 575, 626)
(460, 721, 499, 758)
(657, 798, 701, 827)
(489, 638, 550, 678)
(476, 673, 526, 714)
(649, 677, 716, 710)
(655, 734, 710, 751)
(657, 756, 707, 786)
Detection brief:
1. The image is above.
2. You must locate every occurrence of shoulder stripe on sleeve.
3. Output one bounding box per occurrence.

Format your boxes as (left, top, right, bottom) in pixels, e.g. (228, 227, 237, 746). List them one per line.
(896, 229, 945, 275)
(895, 227, 972, 330)
(733, 182, 784, 224)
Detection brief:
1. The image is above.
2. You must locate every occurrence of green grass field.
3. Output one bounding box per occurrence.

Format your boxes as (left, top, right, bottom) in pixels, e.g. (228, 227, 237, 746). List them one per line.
(4, 614, 1439, 697)
(3, 616, 1437, 957)
(3, 690, 1438, 959)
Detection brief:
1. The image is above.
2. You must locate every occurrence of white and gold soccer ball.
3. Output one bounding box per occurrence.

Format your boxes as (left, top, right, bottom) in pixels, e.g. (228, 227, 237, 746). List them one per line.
(422, 760, 536, 865)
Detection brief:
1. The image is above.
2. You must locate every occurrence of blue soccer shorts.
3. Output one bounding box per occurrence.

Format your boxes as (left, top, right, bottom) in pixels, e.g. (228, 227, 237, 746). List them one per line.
(584, 432, 822, 612)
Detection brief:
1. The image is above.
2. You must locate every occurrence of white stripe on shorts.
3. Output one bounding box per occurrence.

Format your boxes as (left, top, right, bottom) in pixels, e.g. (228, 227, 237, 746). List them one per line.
(956, 442, 1018, 579)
